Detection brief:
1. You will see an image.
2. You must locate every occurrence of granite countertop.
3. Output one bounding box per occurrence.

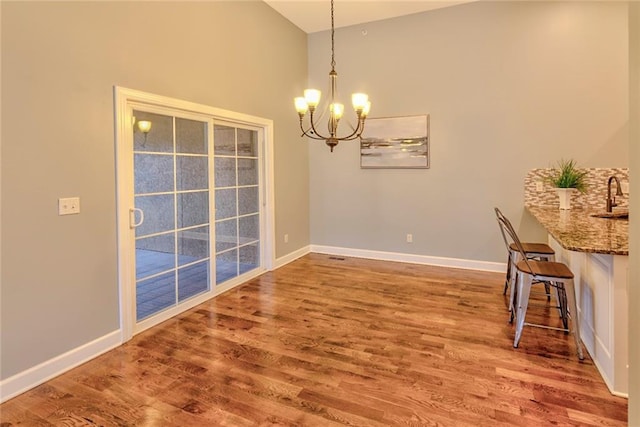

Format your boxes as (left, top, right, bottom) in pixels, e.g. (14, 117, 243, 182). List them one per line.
(526, 206, 629, 255)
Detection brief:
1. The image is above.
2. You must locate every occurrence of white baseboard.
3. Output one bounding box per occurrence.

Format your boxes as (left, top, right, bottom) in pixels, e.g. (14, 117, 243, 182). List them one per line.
(273, 245, 311, 269)
(0, 330, 121, 403)
(310, 245, 506, 273)
(589, 348, 629, 398)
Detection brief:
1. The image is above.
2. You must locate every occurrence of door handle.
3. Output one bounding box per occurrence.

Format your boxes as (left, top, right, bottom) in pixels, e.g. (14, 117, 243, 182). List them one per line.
(129, 208, 144, 228)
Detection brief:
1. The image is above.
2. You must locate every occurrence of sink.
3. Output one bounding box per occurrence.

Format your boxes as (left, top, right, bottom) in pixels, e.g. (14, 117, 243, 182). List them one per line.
(591, 211, 629, 219)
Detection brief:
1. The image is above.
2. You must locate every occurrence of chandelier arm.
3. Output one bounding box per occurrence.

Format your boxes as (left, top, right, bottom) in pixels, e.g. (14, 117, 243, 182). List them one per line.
(299, 126, 327, 140)
(350, 118, 368, 140)
(299, 119, 329, 140)
(300, 113, 328, 141)
(300, 129, 328, 141)
(305, 110, 331, 140)
(300, 118, 367, 142)
(301, 129, 330, 140)
(301, 118, 366, 142)
(299, 118, 320, 139)
(302, 131, 330, 141)
(332, 117, 365, 141)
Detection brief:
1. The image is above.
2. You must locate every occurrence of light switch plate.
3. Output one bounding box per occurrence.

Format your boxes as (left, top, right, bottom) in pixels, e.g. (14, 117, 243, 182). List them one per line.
(59, 197, 80, 215)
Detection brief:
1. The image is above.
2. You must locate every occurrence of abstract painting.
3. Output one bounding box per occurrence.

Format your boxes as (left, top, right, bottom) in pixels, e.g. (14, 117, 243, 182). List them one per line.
(360, 114, 429, 169)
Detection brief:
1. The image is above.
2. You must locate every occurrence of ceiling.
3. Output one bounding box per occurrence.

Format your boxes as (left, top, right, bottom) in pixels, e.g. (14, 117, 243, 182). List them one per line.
(263, 0, 475, 34)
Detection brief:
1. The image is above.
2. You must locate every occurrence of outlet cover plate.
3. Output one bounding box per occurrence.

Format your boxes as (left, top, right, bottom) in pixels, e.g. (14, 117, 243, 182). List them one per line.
(59, 197, 80, 215)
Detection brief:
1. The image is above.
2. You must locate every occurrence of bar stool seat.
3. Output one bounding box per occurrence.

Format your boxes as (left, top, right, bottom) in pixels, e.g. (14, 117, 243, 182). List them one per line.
(516, 259, 573, 279)
(505, 242, 555, 295)
(511, 242, 555, 256)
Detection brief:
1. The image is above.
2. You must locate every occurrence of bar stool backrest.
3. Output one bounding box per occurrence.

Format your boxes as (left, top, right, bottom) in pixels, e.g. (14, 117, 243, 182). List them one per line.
(494, 208, 513, 259)
(494, 207, 535, 275)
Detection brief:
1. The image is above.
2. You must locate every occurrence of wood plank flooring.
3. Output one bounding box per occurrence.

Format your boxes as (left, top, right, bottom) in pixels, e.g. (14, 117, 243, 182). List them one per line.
(0, 253, 628, 426)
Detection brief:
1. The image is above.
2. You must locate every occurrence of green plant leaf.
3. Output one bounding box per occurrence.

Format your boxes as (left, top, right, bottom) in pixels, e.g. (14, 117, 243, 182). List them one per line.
(546, 158, 588, 193)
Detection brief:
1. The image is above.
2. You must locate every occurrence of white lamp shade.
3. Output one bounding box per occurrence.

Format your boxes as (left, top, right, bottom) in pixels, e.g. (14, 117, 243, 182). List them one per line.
(362, 101, 371, 117)
(138, 120, 151, 133)
(294, 97, 309, 114)
(351, 93, 369, 110)
(304, 89, 321, 107)
(137, 120, 152, 133)
(330, 103, 344, 120)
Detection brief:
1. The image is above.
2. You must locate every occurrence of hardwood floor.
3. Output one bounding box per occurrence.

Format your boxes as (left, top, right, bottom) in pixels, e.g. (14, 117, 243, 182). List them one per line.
(0, 253, 627, 426)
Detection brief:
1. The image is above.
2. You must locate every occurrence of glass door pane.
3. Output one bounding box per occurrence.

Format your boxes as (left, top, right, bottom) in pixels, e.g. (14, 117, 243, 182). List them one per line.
(133, 110, 211, 321)
(214, 125, 260, 285)
(175, 117, 210, 303)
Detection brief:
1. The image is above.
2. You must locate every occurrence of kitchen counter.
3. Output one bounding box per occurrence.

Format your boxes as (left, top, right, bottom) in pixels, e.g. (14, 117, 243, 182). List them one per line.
(523, 168, 629, 396)
(525, 206, 628, 255)
(525, 204, 629, 397)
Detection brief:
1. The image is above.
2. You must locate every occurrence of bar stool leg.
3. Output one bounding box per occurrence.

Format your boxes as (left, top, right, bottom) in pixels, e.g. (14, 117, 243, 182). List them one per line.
(542, 256, 552, 301)
(514, 273, 532, 348)
(509, 270, 518, 324)
(554, 283, 569, 330)
(544, 255, 565, 317)
(507, 251, 521, 314)
(564, 279, 584, 360)
(504, 251, 512, 295)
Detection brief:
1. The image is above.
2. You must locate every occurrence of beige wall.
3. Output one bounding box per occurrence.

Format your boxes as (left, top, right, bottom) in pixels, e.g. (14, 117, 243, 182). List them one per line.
(0, 1, 309, 379)
(308, 1, 628, 262)
(628, 2, 639, 423)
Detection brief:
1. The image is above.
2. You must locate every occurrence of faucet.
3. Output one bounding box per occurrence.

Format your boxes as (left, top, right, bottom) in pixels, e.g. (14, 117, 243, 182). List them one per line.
(606, 176, 623, 212)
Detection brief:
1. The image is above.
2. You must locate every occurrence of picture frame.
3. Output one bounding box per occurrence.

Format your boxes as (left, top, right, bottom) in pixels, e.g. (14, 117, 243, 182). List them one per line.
(360, 114, 430, 169)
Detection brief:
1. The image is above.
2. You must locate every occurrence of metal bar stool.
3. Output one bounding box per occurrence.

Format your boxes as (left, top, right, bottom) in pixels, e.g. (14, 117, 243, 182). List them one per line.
(494, 208, 556, 318)
(496, 210, 584, 360)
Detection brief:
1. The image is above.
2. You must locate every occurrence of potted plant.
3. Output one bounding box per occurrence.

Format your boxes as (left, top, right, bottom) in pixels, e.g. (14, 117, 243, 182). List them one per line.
(547, 159, 588, 209)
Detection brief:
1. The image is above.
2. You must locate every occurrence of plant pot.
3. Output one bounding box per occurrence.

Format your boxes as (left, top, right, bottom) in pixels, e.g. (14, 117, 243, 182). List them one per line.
(556, 188, 575, 210)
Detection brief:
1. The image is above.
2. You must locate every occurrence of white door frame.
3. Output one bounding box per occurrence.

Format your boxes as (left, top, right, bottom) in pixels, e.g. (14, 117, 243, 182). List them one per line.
(114, 86, 275, 342)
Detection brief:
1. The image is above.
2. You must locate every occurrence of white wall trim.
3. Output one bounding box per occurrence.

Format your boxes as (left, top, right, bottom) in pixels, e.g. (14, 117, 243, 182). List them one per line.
(310, 245, 506, 273)
(590, 350, 629, 398)
(0, 330, 121, 404)
(274, 245, 311, 269)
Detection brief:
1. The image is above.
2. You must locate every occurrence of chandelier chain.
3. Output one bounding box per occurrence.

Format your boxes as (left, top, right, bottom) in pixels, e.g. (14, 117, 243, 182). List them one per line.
(330, 0, 335, 70)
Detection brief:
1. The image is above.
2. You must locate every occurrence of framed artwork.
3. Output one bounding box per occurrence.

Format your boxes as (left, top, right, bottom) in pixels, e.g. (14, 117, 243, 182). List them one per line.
(360, 114, 430, 169)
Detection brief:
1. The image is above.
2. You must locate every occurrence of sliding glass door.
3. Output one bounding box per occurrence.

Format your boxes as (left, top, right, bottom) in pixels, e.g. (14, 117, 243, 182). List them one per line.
(214, 124, 261, 285)
(132, 110, 212, 321)
(115, 88, 273, 338)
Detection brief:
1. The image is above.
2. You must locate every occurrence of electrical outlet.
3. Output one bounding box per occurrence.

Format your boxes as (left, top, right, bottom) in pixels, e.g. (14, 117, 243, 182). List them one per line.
(284, 234, 289, 243)
(406, 234, 413, 243)
(58, 197, 80, 215)
(535, 181, 544, 192)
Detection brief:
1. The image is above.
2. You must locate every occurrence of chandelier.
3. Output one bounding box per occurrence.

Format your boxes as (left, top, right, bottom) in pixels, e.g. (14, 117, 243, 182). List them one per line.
(294, 0, 371, 152)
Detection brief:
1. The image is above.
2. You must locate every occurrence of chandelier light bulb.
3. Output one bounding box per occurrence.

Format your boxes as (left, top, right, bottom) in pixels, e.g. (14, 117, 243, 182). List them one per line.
(351, 93, 369, 111)
(362, 101, 371, 117)
(304, 89, 321, 109)
(294, 97, 309, 115)
(330, 103, 344, 120)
